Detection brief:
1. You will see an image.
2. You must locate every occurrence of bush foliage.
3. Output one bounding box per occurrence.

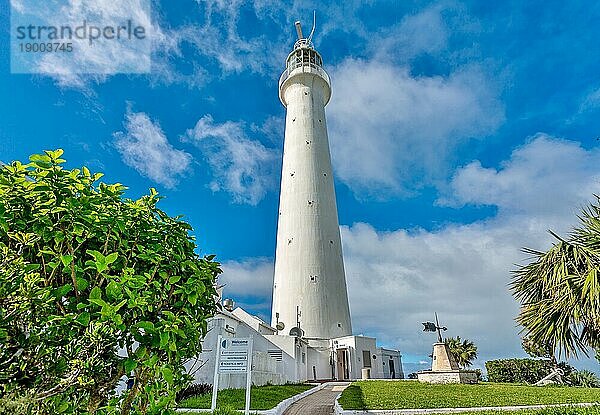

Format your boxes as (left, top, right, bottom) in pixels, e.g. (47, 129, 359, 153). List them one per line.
(485, 358, 573, 384)
(0, 150, 220, 414)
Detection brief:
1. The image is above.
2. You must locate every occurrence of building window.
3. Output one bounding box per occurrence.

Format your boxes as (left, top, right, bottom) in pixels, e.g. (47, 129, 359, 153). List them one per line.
(362, 350, 372, 368)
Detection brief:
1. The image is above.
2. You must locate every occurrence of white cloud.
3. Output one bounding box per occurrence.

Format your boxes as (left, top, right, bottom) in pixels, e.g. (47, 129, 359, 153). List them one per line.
(344, 135, 600, 366)
(183, 115, 279, 205)
(220, 257, 274, 300)
(327, 60, 504, 196)
(221, 135, 600, 370)
(22, 0, 160, 88)
(114, 110, 192, 188)
(578, 87, 600, 114)
(369, 4, 448, 61)
(442, 134, 600, 216)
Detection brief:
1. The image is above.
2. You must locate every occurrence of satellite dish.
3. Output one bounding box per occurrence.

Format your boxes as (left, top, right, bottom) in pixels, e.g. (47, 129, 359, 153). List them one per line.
(276, 322, 285, 331)
(289, 327, 303, 337)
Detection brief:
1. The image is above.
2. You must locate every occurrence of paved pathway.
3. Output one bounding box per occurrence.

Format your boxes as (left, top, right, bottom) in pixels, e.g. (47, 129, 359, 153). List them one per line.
(282, 382, 350, 415)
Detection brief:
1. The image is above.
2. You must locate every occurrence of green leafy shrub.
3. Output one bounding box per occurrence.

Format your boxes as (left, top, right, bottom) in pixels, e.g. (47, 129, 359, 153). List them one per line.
(569, 370, 600, 388)
(0, 150, 220, 414)
(485, 359, 574, 384)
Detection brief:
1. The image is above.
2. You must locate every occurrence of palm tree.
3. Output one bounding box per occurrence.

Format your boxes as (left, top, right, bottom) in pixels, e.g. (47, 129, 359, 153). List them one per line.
(444, 336, 478, 368)
(511, 196, 600, 359)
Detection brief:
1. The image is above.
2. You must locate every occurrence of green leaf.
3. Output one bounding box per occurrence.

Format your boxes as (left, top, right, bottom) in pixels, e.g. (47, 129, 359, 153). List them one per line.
(75, 312, 90, 326)
(105, 252, 118, 265)
(138, 321, 155, 332)
(46, 149, 64, 159)
(53, 284, 72, 298)
(168, 275, 181, 284)
(124, 358, 137, 374)
(75, 277, 89, 291)
(24, 263, 41, 272)
(106, 281, 121, 300)
(113, 299, 127, 312)
(29, 153, 51, 163)
(87, 249, 105, 264)
(161, 367, 174, 385)
(188, 292, 198, 306)
(60, 254, 73, 267)
(89, 286, 102, 300)
(96, 262, 108, 273)
(89, 298, 108, 308)
(160, 332, 169, 348)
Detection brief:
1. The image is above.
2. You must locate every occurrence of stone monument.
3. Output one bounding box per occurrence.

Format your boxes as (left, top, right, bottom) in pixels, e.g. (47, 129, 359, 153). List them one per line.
(417, 314, 478, 384)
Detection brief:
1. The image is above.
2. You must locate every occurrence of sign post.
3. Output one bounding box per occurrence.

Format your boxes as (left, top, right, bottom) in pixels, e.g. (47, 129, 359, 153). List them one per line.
(211, 336, 253, 415)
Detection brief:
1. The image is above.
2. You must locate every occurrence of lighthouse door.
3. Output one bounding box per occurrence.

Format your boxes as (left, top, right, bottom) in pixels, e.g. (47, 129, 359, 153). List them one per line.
(336, 348, 350, 380)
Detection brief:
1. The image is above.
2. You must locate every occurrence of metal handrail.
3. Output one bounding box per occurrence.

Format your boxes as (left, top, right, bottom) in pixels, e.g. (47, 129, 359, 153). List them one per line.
(278, 62, 330, 89)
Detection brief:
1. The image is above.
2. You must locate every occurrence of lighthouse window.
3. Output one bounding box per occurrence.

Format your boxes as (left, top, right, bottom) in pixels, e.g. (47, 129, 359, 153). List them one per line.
(310, 275, 317, 282)
(291, 172, 295, 176)
(306, 140, 310, 145)
(304, 91, 308, 95)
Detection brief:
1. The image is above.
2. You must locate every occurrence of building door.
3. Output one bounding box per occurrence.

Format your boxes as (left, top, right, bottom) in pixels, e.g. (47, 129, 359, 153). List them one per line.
(389, 359, 396, 379)
(336, 348, 350, 380)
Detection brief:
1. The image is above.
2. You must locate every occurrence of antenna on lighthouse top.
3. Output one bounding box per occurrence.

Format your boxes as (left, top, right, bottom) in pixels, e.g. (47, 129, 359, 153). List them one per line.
(294, 21, 303, 40)
(307, 11, 316, 44)
(293, 12, 317, 49)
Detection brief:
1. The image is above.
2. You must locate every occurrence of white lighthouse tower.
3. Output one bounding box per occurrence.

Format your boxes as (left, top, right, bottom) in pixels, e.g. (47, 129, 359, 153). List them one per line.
(188, 20, 403, 385)
(271, 19, 352, 340)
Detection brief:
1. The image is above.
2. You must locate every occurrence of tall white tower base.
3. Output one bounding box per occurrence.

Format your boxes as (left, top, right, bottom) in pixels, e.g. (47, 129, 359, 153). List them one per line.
(271, 30, 352, 340)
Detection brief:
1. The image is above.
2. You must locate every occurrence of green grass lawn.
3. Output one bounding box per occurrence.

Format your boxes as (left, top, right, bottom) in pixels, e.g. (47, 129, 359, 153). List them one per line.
(179, 383, 314, 410)
(338, 381, 600, 410)
(442, 408, 600, 415)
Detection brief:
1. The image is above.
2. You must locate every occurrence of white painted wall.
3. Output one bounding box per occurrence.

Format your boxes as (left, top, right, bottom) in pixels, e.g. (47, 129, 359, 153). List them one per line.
(185, 312, 301, 389)
(330, 335, 403, 380)
(272, 47, 352, 340)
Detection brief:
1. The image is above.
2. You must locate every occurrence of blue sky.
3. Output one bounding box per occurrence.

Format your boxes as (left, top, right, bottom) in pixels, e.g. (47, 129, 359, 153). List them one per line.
(2, 0, 600, 373)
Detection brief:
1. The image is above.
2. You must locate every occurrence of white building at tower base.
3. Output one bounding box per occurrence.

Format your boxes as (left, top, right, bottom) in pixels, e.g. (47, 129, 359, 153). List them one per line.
(185, 302, 403, 389)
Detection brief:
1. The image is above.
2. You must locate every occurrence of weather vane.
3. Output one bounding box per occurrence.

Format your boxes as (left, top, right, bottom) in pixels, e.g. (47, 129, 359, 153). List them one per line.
(422, 312, 447, 343)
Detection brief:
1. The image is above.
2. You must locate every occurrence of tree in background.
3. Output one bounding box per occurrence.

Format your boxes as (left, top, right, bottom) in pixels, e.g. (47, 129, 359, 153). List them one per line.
(511, 196, 600, 359)
(444, 336, 478, 368)
(0, 150, 220, 414)
(522, 336, 557, 364)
